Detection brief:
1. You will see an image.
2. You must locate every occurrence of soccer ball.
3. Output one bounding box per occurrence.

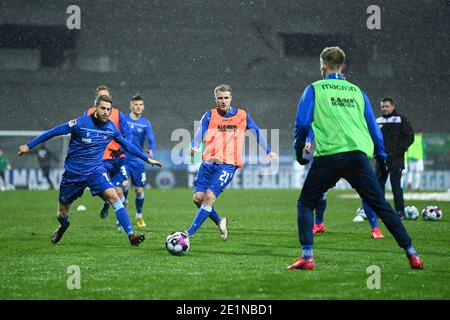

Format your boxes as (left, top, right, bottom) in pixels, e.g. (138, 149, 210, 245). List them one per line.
(165, 232, 190, 256)
(422, 206, 443, 221)
(404, 206, 419, 220)
(356, 207, 367, 219)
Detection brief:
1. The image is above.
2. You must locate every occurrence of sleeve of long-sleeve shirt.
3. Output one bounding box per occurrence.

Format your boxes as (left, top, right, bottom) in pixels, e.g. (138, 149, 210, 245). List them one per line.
(118, 112, 130, 139)
(294, 85, 315, 153)
(306, 127, 315, 144)
(362, 91, 387, 159)
(27, 119, 77, 149)
(191, 111, 211, 149)
(114, 129, 149, 162)
(246, 113, 271, 154)
(146, 120, 156, 152)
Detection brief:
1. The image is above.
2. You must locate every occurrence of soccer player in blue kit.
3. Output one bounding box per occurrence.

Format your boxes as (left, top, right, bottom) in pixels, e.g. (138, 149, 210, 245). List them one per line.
(86, 85, 129, 219)
(18, 95, 162, 246)
(122, 94, 156, 227)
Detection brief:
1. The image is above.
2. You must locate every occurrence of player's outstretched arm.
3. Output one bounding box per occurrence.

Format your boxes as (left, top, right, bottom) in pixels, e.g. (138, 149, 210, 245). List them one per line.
(115, 133, 163, 167)
(18, 122, 74, 156)
(245, 115, 278, 162)
(145, 120, 156, 154)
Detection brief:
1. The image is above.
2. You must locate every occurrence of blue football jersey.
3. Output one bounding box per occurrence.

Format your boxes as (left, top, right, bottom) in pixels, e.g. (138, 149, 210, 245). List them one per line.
(27, 114, 150, 176)
(64, 115, 120, 174)
(123, 114, 156, 164)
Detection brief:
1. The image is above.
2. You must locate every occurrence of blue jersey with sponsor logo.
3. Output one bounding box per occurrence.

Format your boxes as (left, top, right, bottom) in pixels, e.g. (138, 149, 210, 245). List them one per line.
(123, 113, 156, 164)
(27, 114, 149, 175)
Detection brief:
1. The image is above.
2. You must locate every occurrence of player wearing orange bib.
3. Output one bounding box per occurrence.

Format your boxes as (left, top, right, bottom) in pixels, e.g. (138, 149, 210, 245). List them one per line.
(185, 84, 277, 242)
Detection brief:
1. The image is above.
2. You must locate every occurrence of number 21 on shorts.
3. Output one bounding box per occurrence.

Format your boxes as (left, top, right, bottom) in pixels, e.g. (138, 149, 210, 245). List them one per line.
(219, 171, 233, 184)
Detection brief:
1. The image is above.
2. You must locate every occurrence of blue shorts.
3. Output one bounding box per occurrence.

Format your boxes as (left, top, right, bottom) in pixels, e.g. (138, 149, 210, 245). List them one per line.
(59, 168, 114, 205)
(193, 162, 237, 197)
(125, 159, 146, 188)
(103, 158, 128, 187)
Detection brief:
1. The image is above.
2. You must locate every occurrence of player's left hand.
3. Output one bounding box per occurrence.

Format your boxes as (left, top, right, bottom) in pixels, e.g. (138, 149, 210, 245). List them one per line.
(304, 143, 312, 154)
(18, 144, 30, 156)
(189, 147, 198, 156)
(147, 149, 153, 158)
(147, 158, 162, 167)
(267, 152, 277, 161)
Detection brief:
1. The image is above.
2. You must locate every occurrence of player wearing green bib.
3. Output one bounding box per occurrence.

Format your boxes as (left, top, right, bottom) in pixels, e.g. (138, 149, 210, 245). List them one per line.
(288, 47, 423, 270)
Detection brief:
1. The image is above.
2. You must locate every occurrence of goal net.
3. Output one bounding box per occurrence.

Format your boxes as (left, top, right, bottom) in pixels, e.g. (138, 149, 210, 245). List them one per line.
(0, 131, 69, 190)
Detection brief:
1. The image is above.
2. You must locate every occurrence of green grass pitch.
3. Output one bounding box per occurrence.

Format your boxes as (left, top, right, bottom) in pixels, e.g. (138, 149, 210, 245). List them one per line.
(0, 188, 449, 299)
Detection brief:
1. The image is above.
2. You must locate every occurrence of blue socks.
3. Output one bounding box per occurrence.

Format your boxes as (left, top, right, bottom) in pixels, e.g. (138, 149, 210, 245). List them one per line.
(135, 192, 144, 215)
(209, 207, 221, 225)
(113, 200, 133, 235)
(362, 202, 379, 229)
(302, 245, 313, 259)
(57, 213, 69, 226)
(406, 245, 418, 257)
(192, 200, 221, 228)
(187, 205, 212, 237)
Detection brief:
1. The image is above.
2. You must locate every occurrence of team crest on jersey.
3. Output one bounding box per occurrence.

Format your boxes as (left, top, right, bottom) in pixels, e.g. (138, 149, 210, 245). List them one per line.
(68, 119, 77, 127)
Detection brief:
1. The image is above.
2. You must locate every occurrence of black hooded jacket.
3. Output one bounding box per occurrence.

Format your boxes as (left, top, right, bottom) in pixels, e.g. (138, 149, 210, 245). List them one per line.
(376, 110, 414, 169)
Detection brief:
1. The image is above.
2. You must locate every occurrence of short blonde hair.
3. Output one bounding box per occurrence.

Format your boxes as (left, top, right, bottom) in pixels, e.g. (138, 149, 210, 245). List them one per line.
(214, 84, 232, 97)
(320, 47, 345, 71)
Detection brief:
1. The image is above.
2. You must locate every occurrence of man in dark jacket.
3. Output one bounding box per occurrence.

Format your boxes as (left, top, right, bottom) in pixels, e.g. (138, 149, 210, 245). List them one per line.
(376, 97, 414, 218)
(31, 143, 59, 189)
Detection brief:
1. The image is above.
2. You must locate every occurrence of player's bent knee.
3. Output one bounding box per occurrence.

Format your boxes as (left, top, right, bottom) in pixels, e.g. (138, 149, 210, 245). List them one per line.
(192, 197, 201, 205)
(103, 188, 120, 203)
(115, 187, 124, 198)
(193, 193, 204, 203)
(203, 192, 216, 206)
